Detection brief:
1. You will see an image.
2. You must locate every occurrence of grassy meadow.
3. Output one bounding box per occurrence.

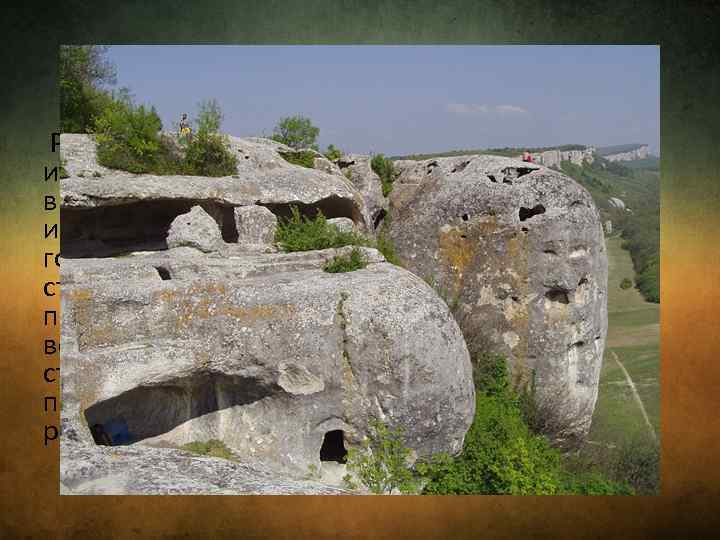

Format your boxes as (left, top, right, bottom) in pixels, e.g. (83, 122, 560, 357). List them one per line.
(588, 235, 660, 447)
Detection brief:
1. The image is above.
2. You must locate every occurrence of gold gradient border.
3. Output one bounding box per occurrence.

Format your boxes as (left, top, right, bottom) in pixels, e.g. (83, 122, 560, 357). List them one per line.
(2, 1, 720, 538)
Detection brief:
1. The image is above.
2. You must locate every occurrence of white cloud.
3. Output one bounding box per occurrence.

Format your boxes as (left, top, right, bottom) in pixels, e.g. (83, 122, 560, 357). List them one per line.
(446, 103, 528, 116)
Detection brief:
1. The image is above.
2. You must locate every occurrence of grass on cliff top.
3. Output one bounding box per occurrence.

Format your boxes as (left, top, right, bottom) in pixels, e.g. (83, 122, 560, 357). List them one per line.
(93, 95, 238, 176)
(324, 247, 367, 273)
(278, 150, 316, 169)
(181, 439, 237, 461)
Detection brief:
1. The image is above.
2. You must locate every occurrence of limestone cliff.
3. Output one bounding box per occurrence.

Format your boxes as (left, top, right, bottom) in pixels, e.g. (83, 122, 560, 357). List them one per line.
(387, 155, 608, 442)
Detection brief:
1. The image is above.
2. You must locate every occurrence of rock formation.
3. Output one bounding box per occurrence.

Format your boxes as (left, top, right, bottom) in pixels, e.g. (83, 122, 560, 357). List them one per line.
(59, 130, 610, 493)
(602, 144, 650, 162)
(337, 154, 388, 229)
(167, 205, 224, 253)
(61, 247, 475, 479)
(61, 443, 351, 495)
(514, 147, 595, 167)
(234, 205, 278, 250)
(60, 134, 372, 258)
(387, 155, 608, 440)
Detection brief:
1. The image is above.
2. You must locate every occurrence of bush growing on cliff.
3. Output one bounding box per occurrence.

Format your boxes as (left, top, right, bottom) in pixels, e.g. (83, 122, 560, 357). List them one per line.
(95, 97, 237, 177)
(371, 154, 396, 197)
(275, 207, 369, 252)
(182, 99, 238, 176)
(375, 227, 402, 267)
(60, 45, 117, 133)
(272, 115, 320, 150)
(417, 355, 633, 495)
(279, 150, 316, 169)
(611, 436, 660, 495)
(324, 248, 367, 273)
(324, 144, 342, 161)
(94, 95, 163, 173)
(343, 419, 420, 494)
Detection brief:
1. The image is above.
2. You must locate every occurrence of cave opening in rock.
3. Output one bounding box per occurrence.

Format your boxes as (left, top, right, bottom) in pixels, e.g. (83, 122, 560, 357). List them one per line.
(61, 200, 239, 258)
(373, 209, 387, 230)
(260, 195, 361, 226)
(519, 204, 546, 222)
(154, 266, 172, 280)
(451, 161, 470, 174)
(545, 287, 570, 304)
(84, 372, 278, 446)
(320, 430, 347, 463)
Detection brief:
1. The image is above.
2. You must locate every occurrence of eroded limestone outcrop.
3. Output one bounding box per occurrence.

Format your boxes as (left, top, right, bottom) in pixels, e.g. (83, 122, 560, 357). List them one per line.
(337, 154, 388, 229)
(60, 247, 475, 481)
(60, 134, 372, 257)
(60, 442, 351, 495)
(387, 155, 608, 440)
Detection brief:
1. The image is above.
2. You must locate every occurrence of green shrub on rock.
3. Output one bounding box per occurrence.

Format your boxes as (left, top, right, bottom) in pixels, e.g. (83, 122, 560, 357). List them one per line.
(417, 354, 633, 495)
(94, 96, 237, 177)
(94, 96, 163, 174)
(275, 207, 369, 252)
(371, 154, 396, 197)
(271, 115, 320, 149)
(343, 419, 420, 494)
(279, 150, 316, 169)
(181, 99, 238, 177)
(324, 248, 367, 273)
(324, 144, 342, 161)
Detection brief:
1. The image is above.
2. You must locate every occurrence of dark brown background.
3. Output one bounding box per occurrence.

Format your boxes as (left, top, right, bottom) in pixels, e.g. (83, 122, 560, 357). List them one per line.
(1, 1, 719, 537)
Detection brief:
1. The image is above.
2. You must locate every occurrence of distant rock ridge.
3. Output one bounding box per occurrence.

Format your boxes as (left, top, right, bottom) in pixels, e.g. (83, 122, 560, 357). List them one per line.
(599, 144, 650, 162)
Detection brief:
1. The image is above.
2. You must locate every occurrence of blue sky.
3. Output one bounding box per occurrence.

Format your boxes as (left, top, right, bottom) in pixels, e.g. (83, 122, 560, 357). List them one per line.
(105, 45, 659, 156)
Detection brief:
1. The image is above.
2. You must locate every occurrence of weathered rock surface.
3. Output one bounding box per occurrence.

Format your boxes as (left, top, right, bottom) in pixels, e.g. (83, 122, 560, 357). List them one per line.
(167, 205, 223, 252)
(61, 247, 475, 480)
(60, 440, 350, 495)
(59, 134, 373, 257)
(387, 154, 608, 440)
(338, 154, 387, 228)
(234, 205, 278, 249)
(327, 217, 355, 233)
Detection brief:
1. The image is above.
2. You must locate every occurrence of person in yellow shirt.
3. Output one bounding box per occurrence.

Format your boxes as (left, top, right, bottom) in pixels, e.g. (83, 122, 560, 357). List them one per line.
(179, 113, 192, 137)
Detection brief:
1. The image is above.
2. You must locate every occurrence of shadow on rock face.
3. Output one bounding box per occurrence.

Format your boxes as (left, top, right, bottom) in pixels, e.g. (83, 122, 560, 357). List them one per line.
(84, 372, 279, 446)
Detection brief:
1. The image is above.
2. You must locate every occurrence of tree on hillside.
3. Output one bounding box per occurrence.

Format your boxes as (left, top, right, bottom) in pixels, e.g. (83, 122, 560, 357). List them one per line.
(194, 98, 224, 133)
(271, 115, 320, 149)
(60, 45, 117, 133)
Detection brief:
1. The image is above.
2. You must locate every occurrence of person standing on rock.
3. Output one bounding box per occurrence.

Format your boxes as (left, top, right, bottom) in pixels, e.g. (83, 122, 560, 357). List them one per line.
(179, 113, 192, 138)
(522, 150, 534, 163)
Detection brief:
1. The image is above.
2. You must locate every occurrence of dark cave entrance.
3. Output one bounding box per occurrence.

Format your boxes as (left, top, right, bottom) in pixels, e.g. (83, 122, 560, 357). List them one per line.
(84, 372, 278, 446)
(319, 430, 347, 463)
(61, 200, 239, 258)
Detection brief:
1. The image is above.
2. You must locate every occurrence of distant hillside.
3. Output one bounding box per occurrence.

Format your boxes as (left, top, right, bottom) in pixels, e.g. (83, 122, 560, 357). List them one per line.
(623, 156, 659, 170)
(596, 143, 646, 157)
(390, 144, 586, 161)
(558, 157, 659, 303)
